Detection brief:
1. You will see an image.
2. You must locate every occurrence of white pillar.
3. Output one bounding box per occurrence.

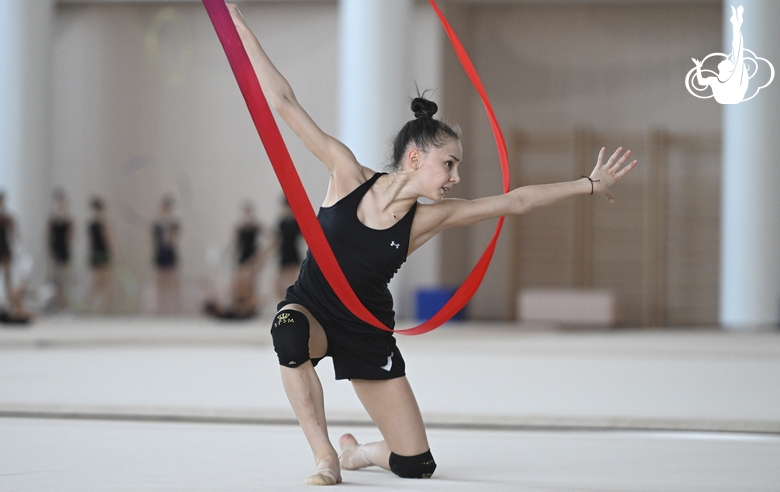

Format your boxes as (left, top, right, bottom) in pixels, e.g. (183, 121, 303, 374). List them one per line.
(720, 0, 780, 328)
(338, 0, 412, 171)
(338, 0, 414, 317)
(0, 1, 23, 200)
(0, 0, 54, 287)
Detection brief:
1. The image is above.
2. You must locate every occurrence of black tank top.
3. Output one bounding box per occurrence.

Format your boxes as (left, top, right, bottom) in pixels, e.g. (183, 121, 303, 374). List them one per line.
(0, 214, 12, 261)
(153, 219, 178, 267)
(289, 172, 417, 332)
(49, 218, 71, 263)
(236, 224, 260, 265)
(89, 220, 108, 255)
(278, 217, 301, 266)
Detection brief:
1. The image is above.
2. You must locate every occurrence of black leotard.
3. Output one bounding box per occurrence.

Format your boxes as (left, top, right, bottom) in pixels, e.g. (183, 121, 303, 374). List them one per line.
(49, 217, 71, 264)
(89, 220, 110, 267)
(279, 172, 418, 380)
(153, 219, 179, 269)
(278, 217, 301, 267)
(236, 223, 260, 265)
(0, 214, 13, 263)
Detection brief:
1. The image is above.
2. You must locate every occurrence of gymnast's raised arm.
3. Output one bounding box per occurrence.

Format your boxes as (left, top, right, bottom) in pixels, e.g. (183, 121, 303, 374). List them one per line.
(409, 147, 637, 253)
(227, 4, 361, 179)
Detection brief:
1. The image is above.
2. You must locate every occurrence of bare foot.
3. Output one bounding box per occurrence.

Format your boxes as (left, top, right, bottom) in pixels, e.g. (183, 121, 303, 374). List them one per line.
(304, 456, 342, 486)
(338, 434, 371, 471)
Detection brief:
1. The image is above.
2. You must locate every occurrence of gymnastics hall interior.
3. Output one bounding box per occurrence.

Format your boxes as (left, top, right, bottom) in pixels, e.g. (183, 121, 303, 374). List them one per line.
(2, 0, 780, 490)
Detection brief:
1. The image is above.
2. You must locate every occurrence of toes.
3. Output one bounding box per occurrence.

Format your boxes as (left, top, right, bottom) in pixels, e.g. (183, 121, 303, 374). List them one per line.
(338, 433, 358, 452)
(304, 473, 338, 486)
(306, 458, 341, 486)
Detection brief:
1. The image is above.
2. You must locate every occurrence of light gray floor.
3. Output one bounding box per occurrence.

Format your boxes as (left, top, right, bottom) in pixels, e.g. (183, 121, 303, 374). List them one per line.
(1, 317, 779, 490)
(2, 419, 779, 491)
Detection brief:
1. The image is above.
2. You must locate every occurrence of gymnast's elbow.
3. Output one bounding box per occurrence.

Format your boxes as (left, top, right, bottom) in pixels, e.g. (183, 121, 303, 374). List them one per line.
(270, 92, 298, 116)
(508, 191, 533, 216)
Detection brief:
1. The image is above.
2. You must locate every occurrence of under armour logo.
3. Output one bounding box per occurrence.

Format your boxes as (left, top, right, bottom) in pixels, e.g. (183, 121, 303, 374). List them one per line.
(381, 353, 394, 371)
(390, 241, 400, 249)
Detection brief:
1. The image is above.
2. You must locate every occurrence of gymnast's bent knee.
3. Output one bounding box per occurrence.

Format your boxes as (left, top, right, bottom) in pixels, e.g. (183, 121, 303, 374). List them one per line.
(389, 450, 437, 479)
(271, 310, 310, 368)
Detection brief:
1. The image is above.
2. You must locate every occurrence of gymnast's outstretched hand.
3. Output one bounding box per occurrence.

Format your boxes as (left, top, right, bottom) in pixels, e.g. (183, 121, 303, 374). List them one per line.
(588, 147, 638, 203)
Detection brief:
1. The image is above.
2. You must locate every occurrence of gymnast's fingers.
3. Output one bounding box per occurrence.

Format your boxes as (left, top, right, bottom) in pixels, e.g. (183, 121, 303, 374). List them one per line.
(609, 149, 631, 172)
(614, 159, 638, 180)
(595, 147, 606, 169)
(605, 146, 623, 170)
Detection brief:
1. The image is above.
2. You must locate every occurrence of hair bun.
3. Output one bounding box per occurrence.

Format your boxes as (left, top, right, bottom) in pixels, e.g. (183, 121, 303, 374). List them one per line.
(411, 97, 438, 119)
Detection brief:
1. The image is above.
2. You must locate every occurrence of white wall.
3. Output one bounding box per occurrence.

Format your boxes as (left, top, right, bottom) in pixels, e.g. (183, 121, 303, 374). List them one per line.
(50, 3, 338, 307)
(46, 1, 444, 317)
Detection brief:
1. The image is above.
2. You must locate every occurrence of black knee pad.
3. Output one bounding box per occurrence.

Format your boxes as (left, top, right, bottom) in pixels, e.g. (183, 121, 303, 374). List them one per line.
(271, 310, 310, 368)
(389, 450, 436, 479)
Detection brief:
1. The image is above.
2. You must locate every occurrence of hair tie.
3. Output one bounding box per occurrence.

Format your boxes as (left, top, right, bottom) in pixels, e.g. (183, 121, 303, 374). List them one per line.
(414, 111, 430, 119)
(581, 175, 600, 195)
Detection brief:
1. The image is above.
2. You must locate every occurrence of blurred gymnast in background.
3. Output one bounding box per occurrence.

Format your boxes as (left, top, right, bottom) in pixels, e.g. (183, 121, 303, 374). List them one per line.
(273, 196, 303, 300)
(204, 201, 266, 319)
(0, 192, 30, 323)
(47, 189, 73, 311)
(86, 196, 114, 314)
(152, 195, 181, 315)
(0, 192, 16, 311)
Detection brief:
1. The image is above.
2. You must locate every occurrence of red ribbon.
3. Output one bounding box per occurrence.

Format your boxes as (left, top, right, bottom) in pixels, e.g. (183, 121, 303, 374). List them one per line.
(203, 0, 509, 335)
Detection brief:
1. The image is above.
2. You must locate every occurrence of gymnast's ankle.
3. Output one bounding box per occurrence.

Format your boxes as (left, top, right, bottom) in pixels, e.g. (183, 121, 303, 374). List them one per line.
(338, 434, 371, 470)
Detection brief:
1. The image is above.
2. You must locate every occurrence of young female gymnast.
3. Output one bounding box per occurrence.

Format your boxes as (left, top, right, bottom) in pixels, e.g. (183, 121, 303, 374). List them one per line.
(273, 196, 303, 300)
(152, 195, 181, 315)
(0, 191, 28, 322)
(86, 196, 114, 313)
(203, 201, 265, 319)
(226, 3, 637, 485)
(48, 189, 73, 310)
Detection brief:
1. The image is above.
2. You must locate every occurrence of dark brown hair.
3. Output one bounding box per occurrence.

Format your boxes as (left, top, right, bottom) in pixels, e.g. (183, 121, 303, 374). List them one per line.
(390, 97, 460, 171)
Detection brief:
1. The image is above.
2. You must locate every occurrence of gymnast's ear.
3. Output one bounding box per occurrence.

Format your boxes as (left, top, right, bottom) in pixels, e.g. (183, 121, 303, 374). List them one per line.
(407, 147, 422, 170)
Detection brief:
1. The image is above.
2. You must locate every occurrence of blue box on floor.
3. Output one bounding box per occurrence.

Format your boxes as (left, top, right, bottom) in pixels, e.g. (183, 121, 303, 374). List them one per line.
(415, 287, 466, 321)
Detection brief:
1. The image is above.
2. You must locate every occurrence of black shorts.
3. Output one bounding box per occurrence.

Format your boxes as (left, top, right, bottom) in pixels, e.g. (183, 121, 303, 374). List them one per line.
(277, 297, 406, 381)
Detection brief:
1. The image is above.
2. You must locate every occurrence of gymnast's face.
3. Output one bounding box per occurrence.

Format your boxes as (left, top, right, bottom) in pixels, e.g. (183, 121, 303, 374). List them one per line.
(413, 138, 462, 201)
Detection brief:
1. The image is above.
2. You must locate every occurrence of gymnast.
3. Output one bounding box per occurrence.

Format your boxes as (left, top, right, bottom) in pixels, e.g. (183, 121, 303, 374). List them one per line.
(203, 201, 265, 319)
(226, 2, 637, 485)
(0, 191, 30, 323)
(85, 196, 114, 314)
(0, 192, 15, 309)
(152, 195, 181, 315)
(48, 189, 73, 310)
(272, 196, 303, 300)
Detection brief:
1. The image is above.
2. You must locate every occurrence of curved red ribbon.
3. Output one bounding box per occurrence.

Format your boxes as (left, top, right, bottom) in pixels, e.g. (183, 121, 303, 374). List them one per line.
(203, 0, 509, 335)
